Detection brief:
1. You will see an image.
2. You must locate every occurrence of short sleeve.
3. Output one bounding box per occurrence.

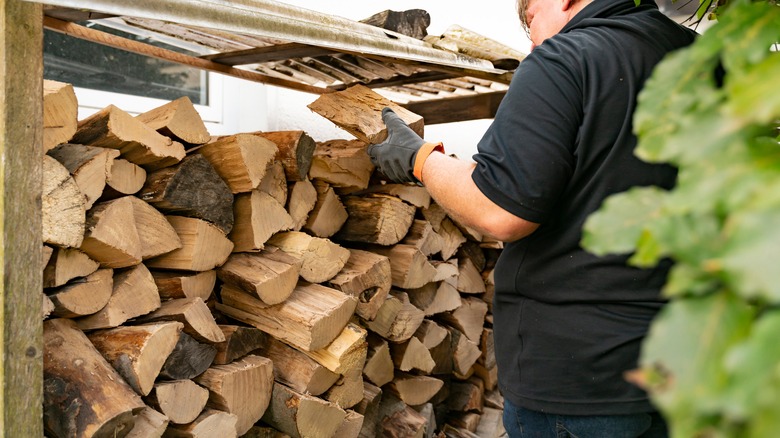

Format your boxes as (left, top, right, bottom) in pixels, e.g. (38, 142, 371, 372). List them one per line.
(472, 43, 583, 223)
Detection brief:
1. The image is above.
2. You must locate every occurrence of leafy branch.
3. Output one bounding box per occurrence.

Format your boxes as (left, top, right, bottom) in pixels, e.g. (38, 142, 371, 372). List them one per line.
(582, 0, 780, 435)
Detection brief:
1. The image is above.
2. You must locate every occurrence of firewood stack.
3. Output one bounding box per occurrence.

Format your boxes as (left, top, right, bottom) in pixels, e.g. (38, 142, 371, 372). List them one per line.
(41, 80, 505, 438)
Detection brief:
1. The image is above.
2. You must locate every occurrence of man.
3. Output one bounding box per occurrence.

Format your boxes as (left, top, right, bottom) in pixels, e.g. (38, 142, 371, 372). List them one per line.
(367, 0, 696, 436)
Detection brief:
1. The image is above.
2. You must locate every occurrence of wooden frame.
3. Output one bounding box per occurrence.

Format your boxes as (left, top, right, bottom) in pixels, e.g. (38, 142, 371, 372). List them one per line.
(1, 0, 43, 435)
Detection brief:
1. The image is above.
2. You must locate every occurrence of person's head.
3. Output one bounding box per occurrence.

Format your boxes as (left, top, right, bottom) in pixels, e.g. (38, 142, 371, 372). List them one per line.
(517, 0, 594, 49)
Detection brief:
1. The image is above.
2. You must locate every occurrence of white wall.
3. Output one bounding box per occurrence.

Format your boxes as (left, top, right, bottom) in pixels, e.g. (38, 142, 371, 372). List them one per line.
(261, 0, 532, 160)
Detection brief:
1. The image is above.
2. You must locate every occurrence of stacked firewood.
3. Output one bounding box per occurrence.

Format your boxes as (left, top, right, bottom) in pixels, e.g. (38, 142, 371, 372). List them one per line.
(41, 80, 505, 438)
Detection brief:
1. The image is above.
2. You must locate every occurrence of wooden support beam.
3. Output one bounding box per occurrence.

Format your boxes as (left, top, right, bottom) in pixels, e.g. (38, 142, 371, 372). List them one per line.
(1, 0, 43, 435)
(402, 91, 506, 125)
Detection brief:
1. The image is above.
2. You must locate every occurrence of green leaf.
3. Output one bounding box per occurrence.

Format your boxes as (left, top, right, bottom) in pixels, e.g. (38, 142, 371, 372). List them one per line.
(726, 53, 780, 126)
(581, 186, 667, 256)
(639, 293, 754, 437)
(721, 209, 780, 302)
(722, 311, 780, 421)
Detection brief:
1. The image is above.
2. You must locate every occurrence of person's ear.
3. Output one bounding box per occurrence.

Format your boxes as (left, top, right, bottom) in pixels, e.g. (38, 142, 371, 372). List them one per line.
(561, 0, 574, 12)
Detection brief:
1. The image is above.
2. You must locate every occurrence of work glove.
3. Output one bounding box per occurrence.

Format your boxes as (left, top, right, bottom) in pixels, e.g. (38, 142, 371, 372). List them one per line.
(367, 107, 443, 185)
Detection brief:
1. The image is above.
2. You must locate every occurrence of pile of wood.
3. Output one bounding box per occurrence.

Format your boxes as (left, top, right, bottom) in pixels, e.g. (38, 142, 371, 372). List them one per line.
(41, 80, 504, 438)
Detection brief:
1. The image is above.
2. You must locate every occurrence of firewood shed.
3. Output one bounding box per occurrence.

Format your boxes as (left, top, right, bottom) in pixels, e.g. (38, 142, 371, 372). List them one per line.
(1, 0, 520, 435)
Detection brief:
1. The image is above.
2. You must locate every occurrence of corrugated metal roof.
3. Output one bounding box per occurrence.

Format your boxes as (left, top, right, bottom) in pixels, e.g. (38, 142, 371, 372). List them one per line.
(28, 0, 526, 123)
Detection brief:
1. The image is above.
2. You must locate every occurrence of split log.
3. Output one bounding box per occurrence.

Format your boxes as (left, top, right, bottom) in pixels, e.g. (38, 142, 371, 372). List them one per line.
(217, 249, 301, 305)
(145, 379, 209, 425)
(137, 297, 225, 344)
(448, 327, 482, 378)
(126, 406, 168, 438)
(43, 247, 99, 288)
(217, 282, 357, 351)
(457, 241, 486, 272)
(358, 184, 431, 209)
(102, 158, 147, 199)
(407, 281, 462, 316)
(429, 328, 453, 376)
(139, 154, 234, 234)
(229, 190, 293, 252)
(255, 335, 340, 396)
(440, 424, 479, 438)
(437, 218, 467, 261)
(411, 403, 436, 438)
(354, 382, 382, 438)
(194, 355, 274, 435)
(146, 216, 234, 271)
(267, 231, 351, 283)
(304, 181, 348, 238)
(164, 409, 238, 437)
(213, 325, 268, 365)
(307, 84, 424, 144)
(43, 293, 56, 320)
(43, 318, 145, 438)
(47, 143, 119, 209)
(76, 263, 161, 330)
(258, 160, 287, 205)
(376, 393, 428, 438)
(473, 407, 505, 438)
(370, 244, 438, 290)
(261, 383, 347, 438)
(391, 337, 435, 374)
(402, 220, 443, 257)
(286, 178, 317, 231)
(447, 377, 484, 414)
(360, 9, 431, 39)
(136, 96, 211, 147)
(456, 258, 487, 294)
(304, 322, 368, 375)
(336, 195, 416, 246)
(363, 335, 394, 388)
(158, 332, 217, 380)
(309, 139, 374, 190)
(327, 248, 391, 321)
(473, 362, 498, 392)
(74, 192, 174, 264)
(87, 322, 184, 396)
(334, 410, 365, 438)
(71, 104, 185, 170)
(197, 133, 277, 193)
(388, 373, 444, 407)
(43, 245, 54, 267)
(253, 130, 316, 181)
(128, 195, 184, 260)
(325, 369, 364, 409)
(47, 268, 113, 318)
(438, 297, 488, 343)
(480, 328, 496, 369)
(364, 291, 424, 343)
(43, 79, 78, 152)
(482, 268, 495, 314)
(414, 320, 449, 352)
(152, 270, 216, 302)
(483, 388, 504, 410)
(433, 260, 459, 284)
(43, 155, 85, 248)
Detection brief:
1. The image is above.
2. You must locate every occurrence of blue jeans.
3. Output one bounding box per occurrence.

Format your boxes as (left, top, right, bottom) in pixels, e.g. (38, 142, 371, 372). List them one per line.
(502, 399, 668, 438)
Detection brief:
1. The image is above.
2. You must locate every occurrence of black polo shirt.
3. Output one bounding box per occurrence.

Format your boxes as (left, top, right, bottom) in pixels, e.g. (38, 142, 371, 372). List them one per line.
(472, 0, 696, 415)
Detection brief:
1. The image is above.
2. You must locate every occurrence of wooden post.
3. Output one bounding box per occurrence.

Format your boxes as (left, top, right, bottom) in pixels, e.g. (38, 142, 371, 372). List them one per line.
(0, 0, 43, 435)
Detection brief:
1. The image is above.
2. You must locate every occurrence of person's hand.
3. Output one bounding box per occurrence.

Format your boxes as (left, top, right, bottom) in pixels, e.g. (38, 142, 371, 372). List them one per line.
(367, 107, 426, 184)
(367, 107, 444, 185)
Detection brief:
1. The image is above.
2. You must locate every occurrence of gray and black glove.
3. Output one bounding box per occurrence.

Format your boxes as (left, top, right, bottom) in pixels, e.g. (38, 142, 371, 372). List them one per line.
(367, 107, 443, 185)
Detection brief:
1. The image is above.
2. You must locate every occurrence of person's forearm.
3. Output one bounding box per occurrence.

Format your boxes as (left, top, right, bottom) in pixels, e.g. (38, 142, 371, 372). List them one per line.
(420, 151, 538, 242)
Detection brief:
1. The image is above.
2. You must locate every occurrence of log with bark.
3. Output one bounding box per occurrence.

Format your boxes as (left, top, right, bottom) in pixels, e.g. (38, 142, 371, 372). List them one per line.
(309, 139, 374, 190)
(251, 130, 316, 181)
(196, 133, 278, 194)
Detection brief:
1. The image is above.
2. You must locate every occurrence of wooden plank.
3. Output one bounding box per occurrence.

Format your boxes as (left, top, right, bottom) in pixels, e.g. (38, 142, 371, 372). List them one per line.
(0, 1, 43, 435)
(203, 42, 337, 65)
(402, 91, 506, 125)
(43, 16, 330, 95)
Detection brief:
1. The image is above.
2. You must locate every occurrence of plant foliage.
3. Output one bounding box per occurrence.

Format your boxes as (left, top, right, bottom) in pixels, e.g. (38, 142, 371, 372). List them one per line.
(582, 0, 780, 435)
